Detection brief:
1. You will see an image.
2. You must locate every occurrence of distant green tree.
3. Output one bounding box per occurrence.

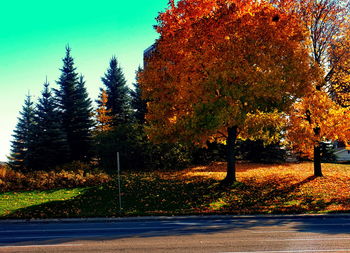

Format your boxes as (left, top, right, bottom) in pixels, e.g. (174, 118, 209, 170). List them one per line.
(130, 67, 147, 124)
(9, 94, 36, 170)
(30, 81, 69, 170)
(101, 57, 131, 124)
(55, 46, 94, 162)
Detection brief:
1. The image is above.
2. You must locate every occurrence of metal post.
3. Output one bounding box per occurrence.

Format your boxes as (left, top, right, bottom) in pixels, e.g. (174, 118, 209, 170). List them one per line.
(117, 152, 122, 212)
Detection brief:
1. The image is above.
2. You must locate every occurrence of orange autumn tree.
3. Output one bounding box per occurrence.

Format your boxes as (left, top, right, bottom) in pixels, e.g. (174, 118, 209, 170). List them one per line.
(95, 89, 113, 132)
(331, 26, 350, 108)
(140, 0, 314, 184)
(287, 89, 350, 174)
(275, 0, 350, 176)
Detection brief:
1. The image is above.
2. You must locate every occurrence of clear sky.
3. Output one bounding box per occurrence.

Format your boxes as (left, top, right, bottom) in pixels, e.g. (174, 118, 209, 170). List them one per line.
(0, 0, 170, 161)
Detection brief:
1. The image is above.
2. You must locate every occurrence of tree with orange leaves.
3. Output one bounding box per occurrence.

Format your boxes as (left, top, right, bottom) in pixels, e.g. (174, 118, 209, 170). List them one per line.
(274, 0, 350, 176)
(287, 89, 350, 174)
(331, 27, 350, 108)
(140, 0, 314, 184)
(95, 89, 113, 132)
(273, 0, 349, 81)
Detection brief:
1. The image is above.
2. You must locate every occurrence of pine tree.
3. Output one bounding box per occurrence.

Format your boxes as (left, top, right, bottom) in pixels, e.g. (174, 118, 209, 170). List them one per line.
(9, 94, 36, 170)
(95, 89, 113, 132)
(30, 81, 69, 170)
(101, 56, 130, 124)
(130, 67, 147, 124)
(73, 75, 94, 160)
(55, 46, 93, 162)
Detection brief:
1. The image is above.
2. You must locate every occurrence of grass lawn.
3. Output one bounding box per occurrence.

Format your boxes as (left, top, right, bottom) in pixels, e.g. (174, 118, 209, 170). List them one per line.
(1, 162, 350, 219)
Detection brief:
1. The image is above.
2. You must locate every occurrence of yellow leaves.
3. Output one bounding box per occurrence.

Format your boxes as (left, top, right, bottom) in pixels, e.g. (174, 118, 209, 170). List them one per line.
(168, 115, 177, 124)
(287, 89, 350, 158)
(95, 89, 113, 132)
(240, 110, 287, 144)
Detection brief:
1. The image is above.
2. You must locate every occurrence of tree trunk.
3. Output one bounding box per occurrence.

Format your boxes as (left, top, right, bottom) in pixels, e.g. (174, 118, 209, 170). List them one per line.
(223, 126, 238, 185)
(313, 127, 323, 177)
(314, 144, 323, 177)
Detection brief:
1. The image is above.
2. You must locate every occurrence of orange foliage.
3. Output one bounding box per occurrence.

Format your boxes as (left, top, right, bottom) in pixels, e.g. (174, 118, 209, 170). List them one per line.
(158, 162, 350, 213)
(95, 89, 113, 132)
(140, 0, 314, 146)
(272, 0, 350, 165)
(0, 166, 111, 193)
(287, 89, 350, 158)
(274, 0, 349, 69)
(331, 27, 350, 107)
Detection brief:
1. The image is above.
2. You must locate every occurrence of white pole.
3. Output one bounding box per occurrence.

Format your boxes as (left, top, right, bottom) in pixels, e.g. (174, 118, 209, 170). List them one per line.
(117, 152, 122, 212)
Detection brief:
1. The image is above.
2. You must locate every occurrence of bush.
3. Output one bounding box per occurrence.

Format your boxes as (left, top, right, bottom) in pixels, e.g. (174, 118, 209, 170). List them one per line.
(320, 142, 337, 162)
(94, 123, 193, 172)
(237, 140, 287, 163)
(191, 142, 226, 165)
(55, 161, 94, 172)
(0, 164, 111, 193)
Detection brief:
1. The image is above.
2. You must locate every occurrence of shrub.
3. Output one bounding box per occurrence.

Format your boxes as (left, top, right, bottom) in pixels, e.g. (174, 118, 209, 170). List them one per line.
(237, 140, 287, 163)
(55, 161, 94, 172)
(320, 142, 336, 162)
(0, 164, 111, 193)
(94, 123, 193, 172)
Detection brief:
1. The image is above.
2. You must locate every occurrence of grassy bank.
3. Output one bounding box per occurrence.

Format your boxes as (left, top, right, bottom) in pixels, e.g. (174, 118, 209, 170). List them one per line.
(1, 162, 350, 219)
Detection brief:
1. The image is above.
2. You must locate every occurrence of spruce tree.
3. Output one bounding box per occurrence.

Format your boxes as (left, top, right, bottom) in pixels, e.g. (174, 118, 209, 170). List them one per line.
(73, 75, 94, 160)
(101, 56, 130, 124)
(55, 46, 93, 162)
(130, 67, 147, 124)
(9, 94, 36, 170)
(30, 81, 69, 170)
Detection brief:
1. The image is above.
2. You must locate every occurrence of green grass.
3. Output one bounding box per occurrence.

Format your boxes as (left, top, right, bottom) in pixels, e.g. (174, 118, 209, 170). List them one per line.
(0, 188, 84, 217)
(0, 173, 219, 219)
(1, 162, 350, 219)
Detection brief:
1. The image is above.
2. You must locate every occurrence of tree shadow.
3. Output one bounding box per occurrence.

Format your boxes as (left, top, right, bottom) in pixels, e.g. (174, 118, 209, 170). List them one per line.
(2, 172, 350, 246)
(1, 214, 350, 247)
(186, 161, 298, 173)
(211, 175, 338, 215)
(1, 173, 344, 219)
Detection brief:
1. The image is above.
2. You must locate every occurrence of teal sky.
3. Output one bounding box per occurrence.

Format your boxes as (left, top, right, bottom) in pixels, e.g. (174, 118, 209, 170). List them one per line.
(0, 0, 170, 161)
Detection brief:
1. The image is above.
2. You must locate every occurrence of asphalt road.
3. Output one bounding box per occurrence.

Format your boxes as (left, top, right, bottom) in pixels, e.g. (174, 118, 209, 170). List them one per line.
(1, 215, 350, 252)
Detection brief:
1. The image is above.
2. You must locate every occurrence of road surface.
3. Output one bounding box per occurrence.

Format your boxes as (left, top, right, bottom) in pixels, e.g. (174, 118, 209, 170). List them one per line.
(1, 215, 350, 252)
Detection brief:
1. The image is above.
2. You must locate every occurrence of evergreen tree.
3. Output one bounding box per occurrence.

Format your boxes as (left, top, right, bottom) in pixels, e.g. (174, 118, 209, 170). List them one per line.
(30, 81, 69, 170)
(55, 46, 93, 162)
(130, 67, 147, 124)
(9, 94, 36, 170)
(73, 75, 94, 160)
(101, 56, 130, 124)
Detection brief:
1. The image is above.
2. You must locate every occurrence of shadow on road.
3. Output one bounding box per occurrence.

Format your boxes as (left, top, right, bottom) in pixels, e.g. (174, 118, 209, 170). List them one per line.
(1, 215, 350, 247)
(2, 165, 350, 246)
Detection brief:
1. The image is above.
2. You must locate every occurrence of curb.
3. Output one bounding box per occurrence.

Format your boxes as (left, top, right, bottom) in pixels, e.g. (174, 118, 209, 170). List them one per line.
(1, 213, 350, 224)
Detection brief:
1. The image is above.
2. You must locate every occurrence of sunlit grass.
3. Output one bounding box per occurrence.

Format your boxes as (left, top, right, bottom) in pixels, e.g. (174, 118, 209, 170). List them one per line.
(177, 162, 350, 214)
(1, 162, 350, 219)
(0, 188, 84, 217)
